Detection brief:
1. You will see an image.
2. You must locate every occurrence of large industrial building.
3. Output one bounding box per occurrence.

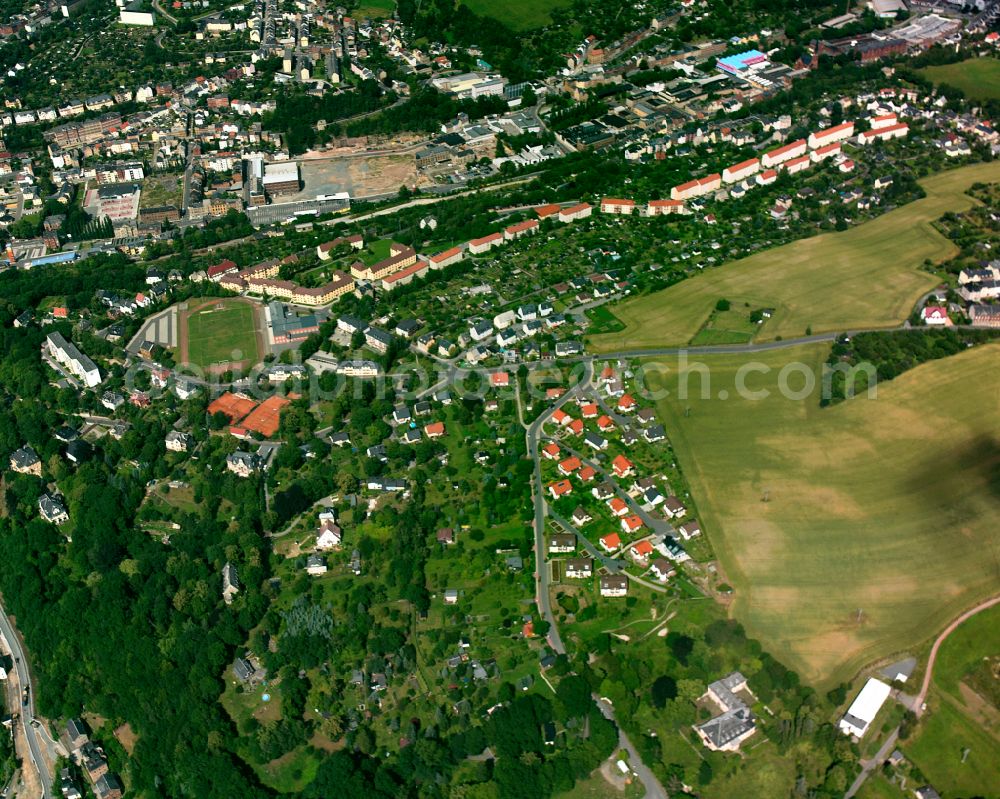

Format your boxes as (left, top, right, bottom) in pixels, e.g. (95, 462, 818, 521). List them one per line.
(262, 161, 301, 197)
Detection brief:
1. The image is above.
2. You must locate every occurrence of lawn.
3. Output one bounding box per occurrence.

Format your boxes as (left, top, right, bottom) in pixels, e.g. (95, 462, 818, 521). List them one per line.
(919, 58, 1000, 102)
(585, 304, 627, 335)
(589, 162, 1000, 352)
(358, 238, 395, 266)
(184, 299, 262, 367)
(461, 0, 572, 30)
(854, 773, 904, 799)
(646, 342, 1000, 689)
(350, 0, 395, 18)
(903, 604, 1000, 796)
(905, 699, 1000, 797)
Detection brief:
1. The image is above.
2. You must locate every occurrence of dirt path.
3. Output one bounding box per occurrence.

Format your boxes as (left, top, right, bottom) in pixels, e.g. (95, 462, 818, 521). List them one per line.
(915, 594, 1000, 716)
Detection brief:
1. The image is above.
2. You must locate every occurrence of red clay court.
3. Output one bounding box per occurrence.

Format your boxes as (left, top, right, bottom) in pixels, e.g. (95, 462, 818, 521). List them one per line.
(207, 392, 259, 423)
(240, 395, 292, 438)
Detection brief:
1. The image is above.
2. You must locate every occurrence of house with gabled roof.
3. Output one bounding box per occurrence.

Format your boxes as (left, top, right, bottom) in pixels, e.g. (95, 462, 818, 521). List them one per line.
(679, 520, 702, 540)
(650, 558, 675, 582)
(592, 482, 615, 500)
(600, 574, 628, 597)
(620, 515, 644, 534)
(607, 497, 628, 517)
(662, 496, 687, 519)
(548, 480, 573, 499)
(599, 532, 621, 552)
(558, 456, 581, 475)
(564, 557, 593, 578)
(630, 539, 654, 565)
(612, 454, 634, 478)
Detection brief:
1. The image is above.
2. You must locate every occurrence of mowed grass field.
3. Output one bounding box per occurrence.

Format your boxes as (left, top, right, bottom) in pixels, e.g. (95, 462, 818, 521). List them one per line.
(905, 604, 1000, 796)
(919, 58, 1000, 101)
(589, 161, 1000, 352)
(185, 299, 261, 367)
(645, 342, 1000, 688)
(461, 0, 571, 30)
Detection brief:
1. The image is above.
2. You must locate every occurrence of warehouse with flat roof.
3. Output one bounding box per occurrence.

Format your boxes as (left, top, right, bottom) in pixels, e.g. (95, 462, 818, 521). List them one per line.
(262, 161, 301, 197)
(839, 678, 891, 738)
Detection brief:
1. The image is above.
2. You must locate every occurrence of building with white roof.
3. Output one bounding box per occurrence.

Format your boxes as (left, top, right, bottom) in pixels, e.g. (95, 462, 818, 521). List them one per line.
(839, 678, 892, 738)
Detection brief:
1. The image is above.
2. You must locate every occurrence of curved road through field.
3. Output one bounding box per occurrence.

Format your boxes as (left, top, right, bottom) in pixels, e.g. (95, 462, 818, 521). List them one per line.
(845, 594, 1000, 799)
(0, 598, 52, 798)
(914, 594, 1000, 716)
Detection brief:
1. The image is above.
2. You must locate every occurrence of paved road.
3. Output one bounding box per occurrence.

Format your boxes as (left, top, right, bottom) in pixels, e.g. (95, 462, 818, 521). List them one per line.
(548, 436, 672, 536)
(844, 727, 899, 799)
(914, 594, 1000, 716)
(0, 599, 52, 798)
(595, 697, 668, 799)
(526, 361, 595, 655)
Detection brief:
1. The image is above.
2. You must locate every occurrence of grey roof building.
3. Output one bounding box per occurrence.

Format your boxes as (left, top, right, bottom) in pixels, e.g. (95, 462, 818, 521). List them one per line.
(695, 672, 756, 751)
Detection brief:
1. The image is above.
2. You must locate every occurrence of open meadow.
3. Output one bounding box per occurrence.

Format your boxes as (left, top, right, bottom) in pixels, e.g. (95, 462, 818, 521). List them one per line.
(645, 342, 1000, 688)
(589, 161, 1000, 352)
(919, 58, 1000, 102)
(182, 298, 263, 368)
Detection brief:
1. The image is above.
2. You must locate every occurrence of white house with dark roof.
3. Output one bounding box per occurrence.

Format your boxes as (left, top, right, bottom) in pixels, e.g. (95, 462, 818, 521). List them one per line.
(39, 493, 69, 525)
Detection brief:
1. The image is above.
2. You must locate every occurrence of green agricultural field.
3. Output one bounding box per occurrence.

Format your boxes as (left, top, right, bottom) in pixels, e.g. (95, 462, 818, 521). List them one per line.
(589, 162, 1000, 352)
(461, 0, 572, 30)
(919, 58, 1000, 101)
(645, 343, 1000, 688)
(184, 299, 261, 367)
(904, 604, 1000, 795)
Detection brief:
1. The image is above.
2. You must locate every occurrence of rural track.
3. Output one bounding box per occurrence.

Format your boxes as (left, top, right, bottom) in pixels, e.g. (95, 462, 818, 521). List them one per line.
(845, 594, 1000, 799)
(913, 594, 1000, 716)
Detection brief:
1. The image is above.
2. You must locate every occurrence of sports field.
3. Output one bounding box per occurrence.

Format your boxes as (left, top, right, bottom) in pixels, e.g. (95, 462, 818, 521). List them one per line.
(645, 342, 1000, 688)
(919, 58, 1000, 101)
(461, 0, 571, 30)
(182, 298, 263, 368)
(589, 162, 1000, 352)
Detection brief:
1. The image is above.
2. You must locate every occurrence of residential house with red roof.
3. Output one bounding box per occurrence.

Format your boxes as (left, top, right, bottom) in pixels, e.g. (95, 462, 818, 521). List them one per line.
(621, 515, 644, 534)
(558, 456, 582, 475)
(630, 539, 654, 565)
(548, 480, 573, 499)
(612, 455, 635, 478)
